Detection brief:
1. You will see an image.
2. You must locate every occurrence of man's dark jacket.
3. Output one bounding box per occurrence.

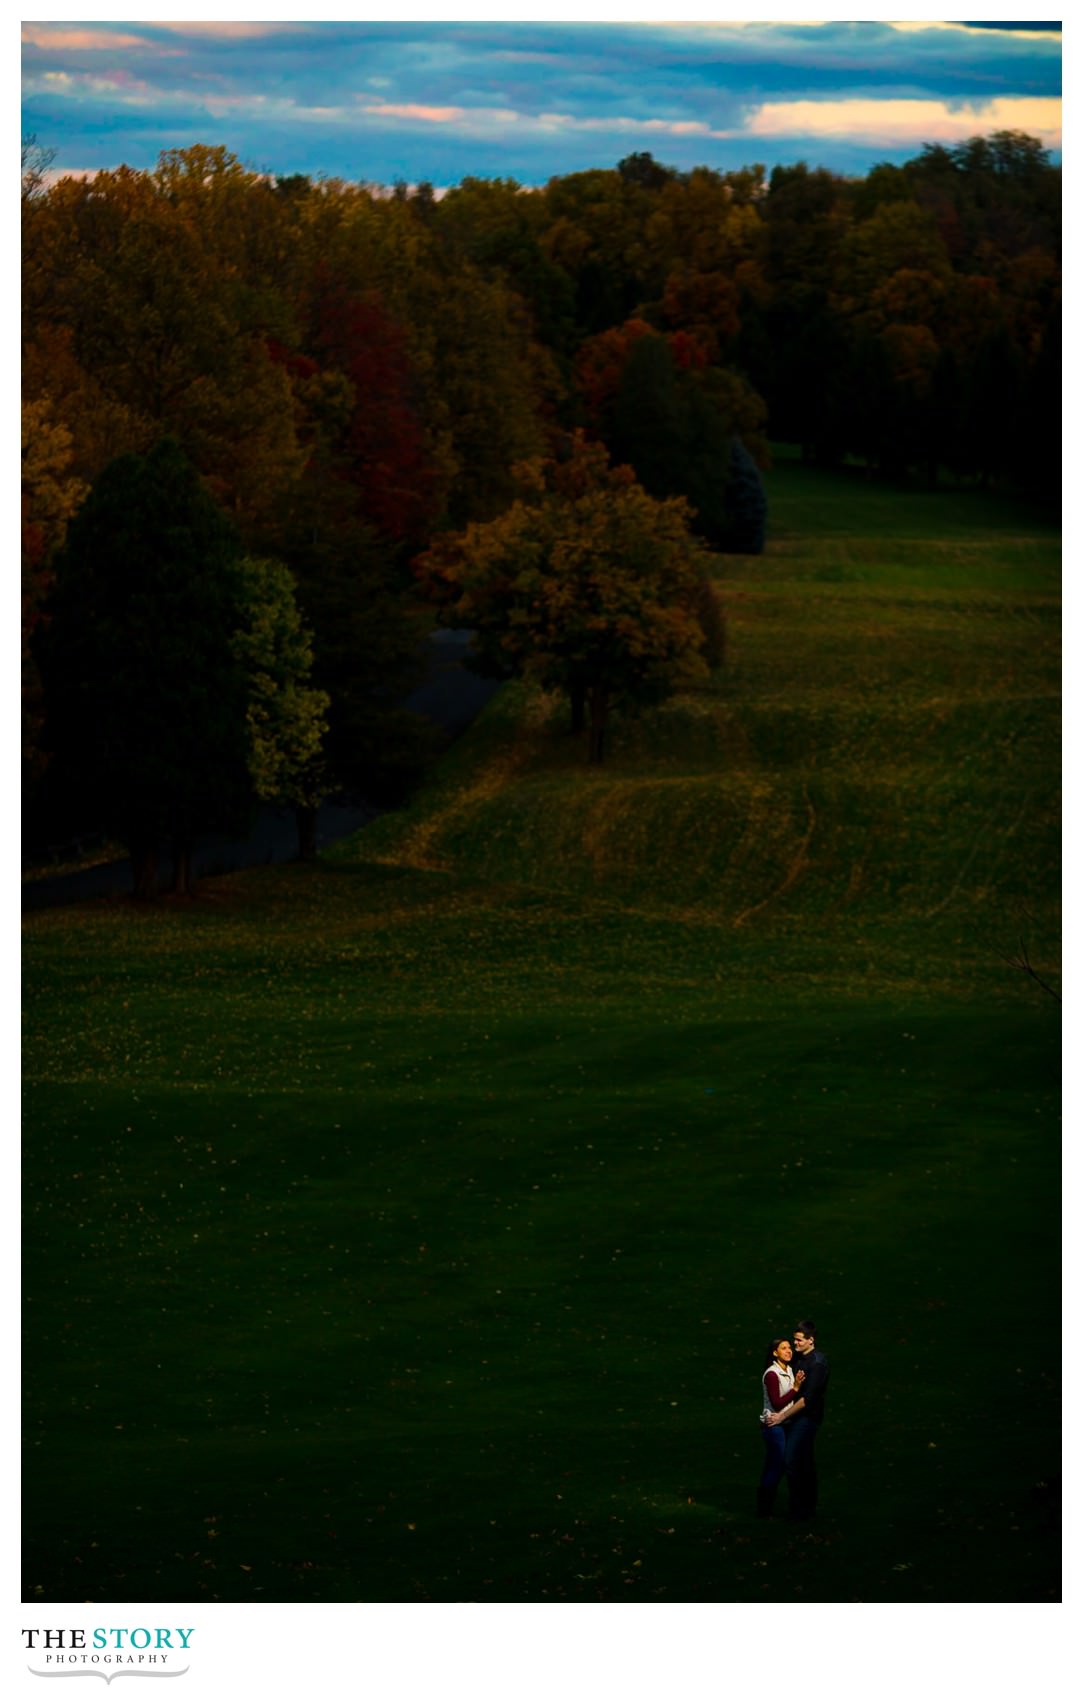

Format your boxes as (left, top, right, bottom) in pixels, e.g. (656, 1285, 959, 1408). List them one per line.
(795, 1348, 829, 1423)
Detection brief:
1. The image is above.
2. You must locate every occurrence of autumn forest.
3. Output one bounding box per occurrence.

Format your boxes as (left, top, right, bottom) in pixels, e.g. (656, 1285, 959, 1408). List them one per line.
(22, 133, 1060, 883)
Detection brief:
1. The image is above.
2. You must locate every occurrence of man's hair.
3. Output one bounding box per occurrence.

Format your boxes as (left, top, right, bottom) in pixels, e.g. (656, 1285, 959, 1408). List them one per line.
(793, 1320, 816, 1340)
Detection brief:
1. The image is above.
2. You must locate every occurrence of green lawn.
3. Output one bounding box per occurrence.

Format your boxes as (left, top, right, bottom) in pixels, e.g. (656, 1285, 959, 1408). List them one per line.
(23, 457, 1060, 1603)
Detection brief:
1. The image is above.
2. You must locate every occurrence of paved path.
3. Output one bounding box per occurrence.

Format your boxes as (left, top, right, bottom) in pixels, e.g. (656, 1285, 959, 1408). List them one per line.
(23, 631, 498, 911)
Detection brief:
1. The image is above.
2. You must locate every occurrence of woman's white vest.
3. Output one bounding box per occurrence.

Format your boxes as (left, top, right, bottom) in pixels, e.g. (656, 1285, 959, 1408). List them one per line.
(760, 1360, 795, 1423)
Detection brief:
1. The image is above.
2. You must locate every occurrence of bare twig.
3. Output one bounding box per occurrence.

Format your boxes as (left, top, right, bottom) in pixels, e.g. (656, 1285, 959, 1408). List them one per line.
(993, 932, 1061, 1003)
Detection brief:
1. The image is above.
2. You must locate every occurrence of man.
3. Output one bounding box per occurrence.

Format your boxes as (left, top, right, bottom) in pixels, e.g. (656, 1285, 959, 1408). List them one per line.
(765, 1319, 829, 1520)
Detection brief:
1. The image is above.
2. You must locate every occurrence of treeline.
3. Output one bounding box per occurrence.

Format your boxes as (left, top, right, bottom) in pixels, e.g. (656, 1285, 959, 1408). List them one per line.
(434, 130, 1060, 492)
(22, 134, 1060, 876)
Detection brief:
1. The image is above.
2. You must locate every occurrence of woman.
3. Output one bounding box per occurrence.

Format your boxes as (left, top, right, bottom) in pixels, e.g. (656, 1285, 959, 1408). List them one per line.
(757, 1338, 805, 1517)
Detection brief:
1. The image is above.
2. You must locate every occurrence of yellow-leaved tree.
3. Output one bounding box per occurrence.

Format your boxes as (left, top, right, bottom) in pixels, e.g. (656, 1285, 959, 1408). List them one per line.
(417, 434, 720, 764)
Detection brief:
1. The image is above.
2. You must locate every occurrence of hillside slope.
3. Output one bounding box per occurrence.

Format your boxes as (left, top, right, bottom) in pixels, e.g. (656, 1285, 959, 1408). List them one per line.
(333, 456, 1060, 996)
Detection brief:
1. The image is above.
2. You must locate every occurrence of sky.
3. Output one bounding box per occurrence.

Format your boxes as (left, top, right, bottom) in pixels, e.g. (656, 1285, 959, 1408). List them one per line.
(20, 7, 1062, 189)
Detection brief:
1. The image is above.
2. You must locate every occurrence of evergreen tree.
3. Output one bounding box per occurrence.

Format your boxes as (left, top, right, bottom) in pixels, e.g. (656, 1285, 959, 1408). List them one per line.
(720, 437, 767, 555)
(41, 439, 252, 897)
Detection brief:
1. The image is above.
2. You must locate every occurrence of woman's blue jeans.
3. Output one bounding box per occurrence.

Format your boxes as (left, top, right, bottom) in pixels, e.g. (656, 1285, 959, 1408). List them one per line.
(759, 1423, 787, 1494)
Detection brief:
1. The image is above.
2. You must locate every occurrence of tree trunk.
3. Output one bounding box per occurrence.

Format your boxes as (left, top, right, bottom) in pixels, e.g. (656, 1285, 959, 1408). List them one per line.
(587, 683, 609, 765)
(171, 838, 195, 897)
(130, 839, 159, 901)
(570, 682, 586, 735)
(296, 804, 318, 862)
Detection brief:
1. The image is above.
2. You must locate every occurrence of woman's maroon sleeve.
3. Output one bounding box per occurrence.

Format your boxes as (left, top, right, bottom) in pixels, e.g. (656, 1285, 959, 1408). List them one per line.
(764, 1370, 798, 1412)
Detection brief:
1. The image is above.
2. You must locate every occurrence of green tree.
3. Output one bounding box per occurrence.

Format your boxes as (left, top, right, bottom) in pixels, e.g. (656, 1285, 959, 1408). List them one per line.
(231, 556, 330, 861)
(538, 167, 659, 336)
(764, 162, 852, 301)
(267, 459, 433, 804)
(434, 175, 578, 357)
(417, 437, 715, 764)
(646, 166, 763, 283)
(41, 439, 252, 897)
(616, 151, 677, 192)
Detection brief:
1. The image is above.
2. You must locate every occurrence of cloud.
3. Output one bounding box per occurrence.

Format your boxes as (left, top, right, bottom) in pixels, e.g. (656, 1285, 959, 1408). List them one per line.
(150, 22, 300, 40)
(21, 17, 1062, 184)
(389, 90, 1062, 154)
(885, 22, 1061, 41)
(22, 27, 152, 52)
(733, 95, 1061, 149)
(538, 111, 711, 137)
(636, 19, 1061, 42)
(41, 167, 101, 187)
(30, 67, 155, 104)
(361, 101, 466, 125)
(353, 102, 724, 143)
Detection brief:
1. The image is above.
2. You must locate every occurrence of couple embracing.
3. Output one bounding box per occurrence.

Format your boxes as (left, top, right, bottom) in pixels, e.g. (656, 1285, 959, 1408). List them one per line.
(757, 1320, 829, 1521)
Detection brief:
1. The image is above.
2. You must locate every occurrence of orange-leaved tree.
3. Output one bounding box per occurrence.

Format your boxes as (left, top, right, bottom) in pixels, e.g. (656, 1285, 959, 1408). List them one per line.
(416, 435, 717, 764)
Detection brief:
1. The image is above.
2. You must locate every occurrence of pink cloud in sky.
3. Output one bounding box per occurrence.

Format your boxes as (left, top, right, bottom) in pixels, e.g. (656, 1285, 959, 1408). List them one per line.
(90, 69, 149, 90)
(41, 167, 100, 187)
(22, 26, 153, 51)
(361, 102, 466, 125)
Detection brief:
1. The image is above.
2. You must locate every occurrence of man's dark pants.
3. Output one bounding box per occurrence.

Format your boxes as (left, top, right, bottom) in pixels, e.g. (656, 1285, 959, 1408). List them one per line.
(784, 1415, 821, 1519)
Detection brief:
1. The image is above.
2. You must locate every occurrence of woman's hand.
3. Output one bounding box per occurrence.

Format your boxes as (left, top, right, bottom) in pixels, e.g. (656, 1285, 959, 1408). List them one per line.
(795, 1370, 805, 1386)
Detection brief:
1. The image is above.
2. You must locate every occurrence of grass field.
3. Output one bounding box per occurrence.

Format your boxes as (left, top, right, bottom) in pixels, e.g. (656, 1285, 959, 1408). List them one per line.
(22, 455, 1060, 1603)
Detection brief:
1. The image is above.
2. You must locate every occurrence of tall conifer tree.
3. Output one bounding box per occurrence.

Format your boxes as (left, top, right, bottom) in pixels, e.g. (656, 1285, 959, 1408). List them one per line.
(42, 439, 252, 896)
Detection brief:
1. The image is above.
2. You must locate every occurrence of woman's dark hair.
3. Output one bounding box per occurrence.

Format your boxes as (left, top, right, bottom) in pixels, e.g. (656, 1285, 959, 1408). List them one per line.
(764, 1338, 789, 1370)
